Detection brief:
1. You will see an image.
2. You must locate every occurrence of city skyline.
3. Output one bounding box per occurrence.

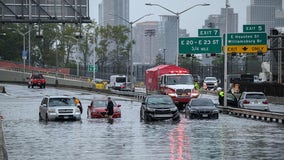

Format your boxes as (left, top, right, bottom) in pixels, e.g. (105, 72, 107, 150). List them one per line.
(90, 0, 251, 36)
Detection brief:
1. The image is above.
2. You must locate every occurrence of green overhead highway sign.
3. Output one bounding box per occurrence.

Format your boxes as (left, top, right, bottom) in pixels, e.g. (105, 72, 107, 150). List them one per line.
(225, 33, 267, 46)
(88, 64, 98, 72)
(243, 24, 265, 32)
(179, 37, 222, 54)
(198, 29, 220, 36)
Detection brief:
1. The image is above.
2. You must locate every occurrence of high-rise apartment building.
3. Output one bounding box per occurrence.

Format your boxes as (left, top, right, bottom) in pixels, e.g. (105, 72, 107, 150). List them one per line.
(133, 21, 159, 64)
(98, 0, 129, 26)
(247, 0, 283, 33)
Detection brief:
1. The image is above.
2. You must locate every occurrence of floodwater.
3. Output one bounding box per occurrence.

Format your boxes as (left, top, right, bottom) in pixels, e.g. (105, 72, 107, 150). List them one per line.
(1, 84, 284, 160)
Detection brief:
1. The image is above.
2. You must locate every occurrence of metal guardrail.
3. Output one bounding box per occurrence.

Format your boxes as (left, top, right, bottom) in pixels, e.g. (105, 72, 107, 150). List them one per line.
(219, 106, 284, 124)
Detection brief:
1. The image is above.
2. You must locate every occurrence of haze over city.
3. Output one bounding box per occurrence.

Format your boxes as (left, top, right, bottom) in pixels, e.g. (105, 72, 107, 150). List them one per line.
(90, 0, 251, 36)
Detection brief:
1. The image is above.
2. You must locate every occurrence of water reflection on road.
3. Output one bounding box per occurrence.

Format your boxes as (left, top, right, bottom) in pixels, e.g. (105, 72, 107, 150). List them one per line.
(1, 84, 284, 160)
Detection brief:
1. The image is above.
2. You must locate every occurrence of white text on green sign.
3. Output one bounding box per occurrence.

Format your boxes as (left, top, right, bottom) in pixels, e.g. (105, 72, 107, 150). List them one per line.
(198, 29, 220, 37)
(179, 37, 222, 54)
(225, 33, 267, 46)
(243, 24, 265, 32)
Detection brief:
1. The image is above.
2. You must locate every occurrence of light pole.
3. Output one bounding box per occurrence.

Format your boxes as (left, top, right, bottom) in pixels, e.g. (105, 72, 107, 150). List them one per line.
(145, 3, 210, 66)
(224, 0, 230, 107)
(8, 28, 31, 73)
(109, 13, 153, 85)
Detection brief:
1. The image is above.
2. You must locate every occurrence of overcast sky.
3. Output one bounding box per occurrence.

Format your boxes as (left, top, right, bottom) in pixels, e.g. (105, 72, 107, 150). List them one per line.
(89, 0, 251, 36)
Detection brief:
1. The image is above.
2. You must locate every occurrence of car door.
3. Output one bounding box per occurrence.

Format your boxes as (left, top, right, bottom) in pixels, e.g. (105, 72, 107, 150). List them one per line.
(238, 93, 245, 108)
(40, 98, 48, 120)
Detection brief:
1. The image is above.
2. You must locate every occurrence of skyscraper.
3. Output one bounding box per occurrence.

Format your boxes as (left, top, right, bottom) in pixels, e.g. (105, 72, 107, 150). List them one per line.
(99, 0, 129, 26)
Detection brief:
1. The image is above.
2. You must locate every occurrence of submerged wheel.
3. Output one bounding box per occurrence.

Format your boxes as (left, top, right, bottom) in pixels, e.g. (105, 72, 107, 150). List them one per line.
(39, 112, 43, 120)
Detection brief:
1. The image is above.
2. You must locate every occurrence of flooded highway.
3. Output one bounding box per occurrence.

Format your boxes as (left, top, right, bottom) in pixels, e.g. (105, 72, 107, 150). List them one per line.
(0, 84, 284, 160)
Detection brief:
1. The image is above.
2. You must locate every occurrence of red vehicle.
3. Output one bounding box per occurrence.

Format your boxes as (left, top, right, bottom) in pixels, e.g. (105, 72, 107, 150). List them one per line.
(145, 65, 199, 109)
(28, 74, 46, 88)
(87, 99, 121, 118)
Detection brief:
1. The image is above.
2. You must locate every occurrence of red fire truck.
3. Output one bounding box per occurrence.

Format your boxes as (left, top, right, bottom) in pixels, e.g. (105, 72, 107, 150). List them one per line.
(145, 64, 199, 109)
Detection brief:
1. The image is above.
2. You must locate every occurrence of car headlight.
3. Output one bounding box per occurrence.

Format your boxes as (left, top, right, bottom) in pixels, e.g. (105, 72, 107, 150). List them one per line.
(48, 108, 56, 113)
(168, 93, 176, 97)
(213, 109, 219, 113)
(147, 107, 155, 112)
(75, 108, 81, 113)
(170, 107, 177, 111)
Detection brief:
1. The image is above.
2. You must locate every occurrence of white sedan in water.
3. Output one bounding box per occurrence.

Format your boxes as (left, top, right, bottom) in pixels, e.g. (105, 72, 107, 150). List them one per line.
(238, 92, 270, 111)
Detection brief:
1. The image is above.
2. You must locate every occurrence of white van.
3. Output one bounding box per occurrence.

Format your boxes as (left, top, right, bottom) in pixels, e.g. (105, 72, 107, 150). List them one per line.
(109, 75, 127, 90)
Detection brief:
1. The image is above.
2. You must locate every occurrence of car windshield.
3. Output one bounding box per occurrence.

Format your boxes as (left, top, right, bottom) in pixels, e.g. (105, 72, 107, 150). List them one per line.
(205, 77, 217, 81)
(32, 74, 43, 79)
(49, 98, 75, 107)
(147, 96, 173, 105)
(246, 94, 266, 99)
(167, 75, 193, 85)
(92, 100, 116, 107)
(116, 77, 126, 83)
(190, 99, 214, 107)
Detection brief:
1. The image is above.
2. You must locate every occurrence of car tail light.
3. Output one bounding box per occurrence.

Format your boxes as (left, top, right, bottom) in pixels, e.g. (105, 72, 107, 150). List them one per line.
(262, 100, 268, 104)
(243, 100, 250, 104)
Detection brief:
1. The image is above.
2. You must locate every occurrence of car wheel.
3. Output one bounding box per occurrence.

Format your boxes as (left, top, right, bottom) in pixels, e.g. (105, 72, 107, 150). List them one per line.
(28, 85, 30, 88)
(39, 112, 43, 120)
(173, 114, 180, 122)
(144, 112, 151, 122)
(189, 114, 195, 119)
(40, 85, 42, 89)
(32, 85, 34, 88)
(213, 114, 219, 119)
(43, 84, 46, 88)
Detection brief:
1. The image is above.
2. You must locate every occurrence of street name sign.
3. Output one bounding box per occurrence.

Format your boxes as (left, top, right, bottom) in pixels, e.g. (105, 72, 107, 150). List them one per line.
(225, 33, 267, 45)
(198, 29, 220, 37)
(243, 24, 265, 33)
(179, 37, 222, 54)
(225, 45, 267, 53)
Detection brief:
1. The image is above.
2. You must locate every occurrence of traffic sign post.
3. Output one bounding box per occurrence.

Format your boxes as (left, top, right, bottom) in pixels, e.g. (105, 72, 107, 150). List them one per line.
(198, 29, 220, 37)
(243, 24, 265, 33)
(179, 37, 222, 54)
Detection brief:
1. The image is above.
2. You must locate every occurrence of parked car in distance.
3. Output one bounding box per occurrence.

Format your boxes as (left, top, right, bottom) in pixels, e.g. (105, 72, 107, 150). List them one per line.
(219, 92, 238, 107)
(238, 92, 270, 111)
(203, 77, 218, 90)
(87, 98, 121, 118)
(120, 82, 135, 92)
(39, 96, 81, 121)
(185, 98, 219, 119)
(28, 73, 46, 88)
(140, 95, 180, 122)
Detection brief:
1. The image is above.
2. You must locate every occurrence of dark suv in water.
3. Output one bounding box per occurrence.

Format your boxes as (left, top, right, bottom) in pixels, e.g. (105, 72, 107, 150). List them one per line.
(28, 74, 46, 88)
(140, 95, 180, 122)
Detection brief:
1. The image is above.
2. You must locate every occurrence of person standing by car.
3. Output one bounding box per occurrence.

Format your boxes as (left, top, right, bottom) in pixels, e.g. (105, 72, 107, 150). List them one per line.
(106, 97, 114, 123)
(218, 89, 224, 106)
(73, 97, 83, 114)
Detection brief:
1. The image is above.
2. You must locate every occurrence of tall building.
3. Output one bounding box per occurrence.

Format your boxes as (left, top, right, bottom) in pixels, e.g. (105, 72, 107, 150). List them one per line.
(202, 7, 238, 66)
(158, 15, 178, 65)
(247, 0, 284, 82)
(247, 0, 283, 33)
(133, 21, 159, 64)
(98, 0, 129, 26)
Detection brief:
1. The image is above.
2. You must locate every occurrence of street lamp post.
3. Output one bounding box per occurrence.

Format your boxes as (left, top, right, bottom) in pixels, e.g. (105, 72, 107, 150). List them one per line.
(8, 28, 31, 73)
(145, 3, 210, 66)
(110, 13, 153, 85)
(224, 0, 230, 107)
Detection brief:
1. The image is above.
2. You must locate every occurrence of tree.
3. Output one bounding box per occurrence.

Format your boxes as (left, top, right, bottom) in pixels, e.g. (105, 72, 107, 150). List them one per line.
(155, 53, 164, 65)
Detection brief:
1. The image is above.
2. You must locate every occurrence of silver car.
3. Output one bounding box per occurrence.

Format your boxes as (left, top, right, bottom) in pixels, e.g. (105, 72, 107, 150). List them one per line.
(39, 96, 81, 121)
(238, 92, 270, 111)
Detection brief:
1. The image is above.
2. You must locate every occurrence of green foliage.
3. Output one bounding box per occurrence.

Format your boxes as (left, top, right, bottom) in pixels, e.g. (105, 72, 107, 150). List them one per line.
(155, 53, 165, 65)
